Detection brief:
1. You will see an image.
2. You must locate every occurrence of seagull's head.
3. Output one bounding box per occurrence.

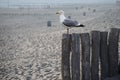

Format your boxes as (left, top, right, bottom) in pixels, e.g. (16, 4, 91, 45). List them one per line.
(56, 10, 64, 15)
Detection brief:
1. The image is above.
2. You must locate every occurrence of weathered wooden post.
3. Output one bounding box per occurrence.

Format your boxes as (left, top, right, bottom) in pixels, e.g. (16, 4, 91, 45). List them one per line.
(100, 32, 109, 80)
(62, 34, 71, 80)
(83, 12, 86, 16)
(71, 34, 80, 80)
(61, 28, 120, 80)
(47, 21, 52, 27)
(91, 31, 101, 80)
(80, 33, 90, 80)
(68, 16, 71, 19)
(108, 28, 119, 77)
(93, 9, 96, 12)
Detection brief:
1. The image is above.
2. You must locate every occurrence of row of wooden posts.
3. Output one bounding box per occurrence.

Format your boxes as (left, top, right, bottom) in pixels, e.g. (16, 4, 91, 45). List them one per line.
(62, 28, 120, 80)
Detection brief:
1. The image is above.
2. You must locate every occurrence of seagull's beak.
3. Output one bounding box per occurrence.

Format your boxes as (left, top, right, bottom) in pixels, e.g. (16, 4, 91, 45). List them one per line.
(56, 12, 60, 14)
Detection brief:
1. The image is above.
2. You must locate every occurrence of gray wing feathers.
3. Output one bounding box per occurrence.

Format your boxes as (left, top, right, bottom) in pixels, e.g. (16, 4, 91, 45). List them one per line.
(62, 19, 79, 27)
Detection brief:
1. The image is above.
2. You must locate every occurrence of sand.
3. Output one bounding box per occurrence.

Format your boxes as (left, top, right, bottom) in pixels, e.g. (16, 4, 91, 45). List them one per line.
(0, 4, 120, 80)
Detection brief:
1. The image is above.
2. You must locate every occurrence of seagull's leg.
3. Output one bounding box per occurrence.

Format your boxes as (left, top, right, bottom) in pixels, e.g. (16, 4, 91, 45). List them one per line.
(67, 28, 69, 34)
(69, 28, 71, 34)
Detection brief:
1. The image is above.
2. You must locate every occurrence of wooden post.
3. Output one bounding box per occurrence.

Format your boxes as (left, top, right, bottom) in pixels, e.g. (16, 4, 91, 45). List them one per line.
(91, 31, 101, 80)
(68, 16, 71, 19)
(47, 21, 52, 27)
(62, 34, 71, 80)
(71, 34, 80, 80)
(108, 28, 119, 77)
(100, 32, 109, 80)
(104, 75, 120, 80)
(81, 33, 90, 80)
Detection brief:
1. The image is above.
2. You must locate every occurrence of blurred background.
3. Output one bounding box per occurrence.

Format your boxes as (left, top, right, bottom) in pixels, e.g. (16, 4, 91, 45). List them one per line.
(0, 0, 116, 8)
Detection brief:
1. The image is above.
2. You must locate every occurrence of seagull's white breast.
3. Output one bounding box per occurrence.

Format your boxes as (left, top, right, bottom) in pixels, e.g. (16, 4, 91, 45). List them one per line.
(59, 14, 66, 23)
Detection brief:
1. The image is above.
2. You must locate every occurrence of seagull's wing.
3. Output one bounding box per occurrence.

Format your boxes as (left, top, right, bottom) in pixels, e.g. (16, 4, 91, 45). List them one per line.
(62, 19, 79, 27)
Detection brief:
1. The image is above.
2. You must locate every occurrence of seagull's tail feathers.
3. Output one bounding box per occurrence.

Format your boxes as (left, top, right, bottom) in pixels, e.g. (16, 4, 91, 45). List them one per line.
(75, 24, 85, 27)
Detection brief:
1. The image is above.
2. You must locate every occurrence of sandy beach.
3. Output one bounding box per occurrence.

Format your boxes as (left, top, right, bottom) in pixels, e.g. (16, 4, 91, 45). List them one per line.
(0, 4, 120, 80)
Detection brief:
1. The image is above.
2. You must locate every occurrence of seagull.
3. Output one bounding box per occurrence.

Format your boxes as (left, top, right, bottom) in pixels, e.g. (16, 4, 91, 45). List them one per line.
(56, 10, 85, 34)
